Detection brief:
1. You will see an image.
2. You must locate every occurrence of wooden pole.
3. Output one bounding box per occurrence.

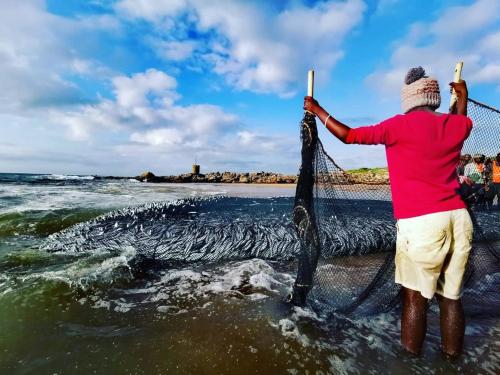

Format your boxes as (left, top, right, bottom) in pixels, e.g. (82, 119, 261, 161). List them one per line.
(307, 70, 314, 98)
(449, 62, 463, 111)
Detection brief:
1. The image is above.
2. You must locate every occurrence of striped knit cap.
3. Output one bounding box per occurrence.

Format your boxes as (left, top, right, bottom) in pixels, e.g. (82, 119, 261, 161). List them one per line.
(401, 67, 441, 113)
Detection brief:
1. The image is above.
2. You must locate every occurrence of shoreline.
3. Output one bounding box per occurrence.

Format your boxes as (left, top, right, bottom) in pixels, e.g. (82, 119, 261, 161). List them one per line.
(137, 182, 390, 199)
(139, 182, 389, 189)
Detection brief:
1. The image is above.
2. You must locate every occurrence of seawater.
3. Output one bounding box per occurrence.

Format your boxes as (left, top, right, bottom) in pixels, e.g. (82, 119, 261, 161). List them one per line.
(0, 173, 498, 374)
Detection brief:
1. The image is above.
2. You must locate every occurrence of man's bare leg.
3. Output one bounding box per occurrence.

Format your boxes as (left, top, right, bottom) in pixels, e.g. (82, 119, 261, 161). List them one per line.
(436, 294, 465, 356)
(401, 287, 428, 355)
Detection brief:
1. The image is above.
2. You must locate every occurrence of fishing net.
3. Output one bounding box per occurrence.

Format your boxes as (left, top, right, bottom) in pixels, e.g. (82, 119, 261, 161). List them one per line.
(291, 100, 500, 316)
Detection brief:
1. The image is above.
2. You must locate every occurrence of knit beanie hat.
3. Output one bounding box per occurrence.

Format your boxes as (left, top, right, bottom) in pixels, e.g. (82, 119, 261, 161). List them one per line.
(401, 67, 441, 113)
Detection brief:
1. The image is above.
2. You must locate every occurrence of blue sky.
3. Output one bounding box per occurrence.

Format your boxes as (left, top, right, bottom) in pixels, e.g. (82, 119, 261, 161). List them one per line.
(0, 0, 498, 175)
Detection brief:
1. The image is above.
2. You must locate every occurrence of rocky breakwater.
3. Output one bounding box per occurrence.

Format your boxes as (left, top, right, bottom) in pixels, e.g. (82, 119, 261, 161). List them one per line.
(135, 171, 298, 184)
(345, 168, 389, 185)
(135, 168, 389, 185)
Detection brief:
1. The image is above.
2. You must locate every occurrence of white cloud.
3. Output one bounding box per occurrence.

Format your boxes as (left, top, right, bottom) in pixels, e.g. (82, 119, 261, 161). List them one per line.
(77, 13, 122, 32)
(52, 68, 239, 148)
(366, 0, 500, 102)
(429, 0, 498, 41)
(152, 39, 199, 61)
(471, 64, 500, 83)
(236, 131, 282, 152)
(114, 0, 366, 96)
(51, 100, 122, 141)
(0, 0, 122, 113)
(477, 30, 500, 58)
(130, 128, 184, 146)
(238, 131, 257, 146)
(115, 0, 188, 22)
(0, 1, 76, 111)
(110, 119, 299, 174)
(113, 68, 178, 109)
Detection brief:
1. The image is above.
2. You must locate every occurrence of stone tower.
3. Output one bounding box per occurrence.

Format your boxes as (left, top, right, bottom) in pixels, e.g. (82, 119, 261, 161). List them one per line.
(192, 164, 200, 175)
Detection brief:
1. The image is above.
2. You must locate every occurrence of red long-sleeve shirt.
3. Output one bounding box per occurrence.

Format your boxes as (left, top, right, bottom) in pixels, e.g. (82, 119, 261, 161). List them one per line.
(345, 111, 473, 219)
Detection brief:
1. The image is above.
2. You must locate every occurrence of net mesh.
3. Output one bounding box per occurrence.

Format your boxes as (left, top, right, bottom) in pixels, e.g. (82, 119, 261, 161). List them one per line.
(291, 100, 500, 316)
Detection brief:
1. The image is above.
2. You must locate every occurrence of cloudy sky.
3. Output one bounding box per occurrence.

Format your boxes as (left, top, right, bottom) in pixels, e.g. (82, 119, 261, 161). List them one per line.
(1, 0, 498, 176)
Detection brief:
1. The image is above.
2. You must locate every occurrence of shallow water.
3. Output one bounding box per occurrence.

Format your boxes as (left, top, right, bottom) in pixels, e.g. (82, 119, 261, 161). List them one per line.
(0, 174, 498, 374)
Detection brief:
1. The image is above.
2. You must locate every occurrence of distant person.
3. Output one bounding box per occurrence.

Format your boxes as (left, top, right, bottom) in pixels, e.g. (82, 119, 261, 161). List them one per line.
(304, 67, 473, 356)
(457, 154, 473, 201)
(464, 154, 485, 183)
(483, 158, 495, 209)
(484, 157, 493, 178)
(464, 154, 486, 206)
(457, 154, 471, 176)
(493, 153, 500, 207)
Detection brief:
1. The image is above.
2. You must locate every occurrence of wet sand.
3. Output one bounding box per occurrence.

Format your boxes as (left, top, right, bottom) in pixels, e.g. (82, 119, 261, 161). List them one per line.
(149, 182, 298, 198)
(148, 182, 390, 199)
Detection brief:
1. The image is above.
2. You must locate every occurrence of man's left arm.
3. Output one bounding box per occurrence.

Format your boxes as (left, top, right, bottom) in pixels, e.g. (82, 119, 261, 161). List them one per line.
(450, 80, 468, 116)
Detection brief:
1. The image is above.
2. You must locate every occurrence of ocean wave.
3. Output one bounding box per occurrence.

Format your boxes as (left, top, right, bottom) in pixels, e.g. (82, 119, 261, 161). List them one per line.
(0, 249, 295, 314)
(18, 246, 136, 288)
(40, 174, 95, 181)
(0, 208, 107, 237)
(0, 246, 137, 298)
(0, 173, 95, 183)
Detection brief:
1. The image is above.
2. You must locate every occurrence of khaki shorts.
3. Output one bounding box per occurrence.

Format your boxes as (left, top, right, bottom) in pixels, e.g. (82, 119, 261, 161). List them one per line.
(395, 208, 473, 300)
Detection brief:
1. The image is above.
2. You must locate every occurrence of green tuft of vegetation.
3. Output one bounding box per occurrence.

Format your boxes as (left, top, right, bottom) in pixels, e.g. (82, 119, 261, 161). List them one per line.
(346, 167, 388, 175)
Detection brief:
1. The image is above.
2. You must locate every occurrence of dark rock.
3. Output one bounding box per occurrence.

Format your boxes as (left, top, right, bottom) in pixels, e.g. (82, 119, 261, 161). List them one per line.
(136, 171, 159, 182)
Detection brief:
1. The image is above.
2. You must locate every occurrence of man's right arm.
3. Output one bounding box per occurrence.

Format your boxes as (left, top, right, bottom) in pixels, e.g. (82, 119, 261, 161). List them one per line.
(303, 96, 351, 143)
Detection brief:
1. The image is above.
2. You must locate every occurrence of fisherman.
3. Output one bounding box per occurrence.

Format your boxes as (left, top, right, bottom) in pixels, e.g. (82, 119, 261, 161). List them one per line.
(457, 154, 471, 176)
(457, 154, 473, 202)
(493, 153, 500, 207)
(483, 158, 495, 209)
(464, 154, 486, 206)
(304, 67, 472, 357)
(465, 154, 485, 183)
